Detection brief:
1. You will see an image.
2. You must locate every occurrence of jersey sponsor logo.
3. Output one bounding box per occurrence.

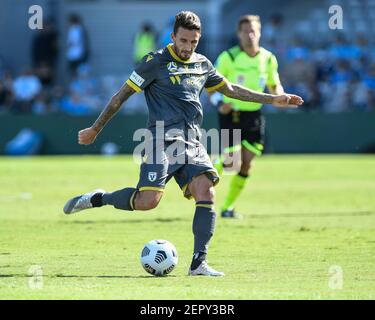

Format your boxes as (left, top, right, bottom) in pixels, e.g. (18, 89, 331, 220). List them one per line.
(194, 63, 202, 72)
(148, 172, 157, 182)
(186, 76, 205, 89)
(130, 71, 145, 87)
(167, 62, 178, 73)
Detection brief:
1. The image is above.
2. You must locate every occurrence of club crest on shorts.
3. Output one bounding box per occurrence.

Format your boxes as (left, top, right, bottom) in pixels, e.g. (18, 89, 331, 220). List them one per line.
(148, 172, 157, 182)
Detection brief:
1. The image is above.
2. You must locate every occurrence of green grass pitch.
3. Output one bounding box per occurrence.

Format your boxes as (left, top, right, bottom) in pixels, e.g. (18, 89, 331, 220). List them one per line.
(0, 155, 374, 299)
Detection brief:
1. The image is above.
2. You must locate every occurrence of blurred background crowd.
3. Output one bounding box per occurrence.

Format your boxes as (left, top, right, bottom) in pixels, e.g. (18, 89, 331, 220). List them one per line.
(1, 0, 375, 116)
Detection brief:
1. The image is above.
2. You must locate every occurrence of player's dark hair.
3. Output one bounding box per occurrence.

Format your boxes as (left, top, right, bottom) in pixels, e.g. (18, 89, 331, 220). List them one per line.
(173, 11, 201, 34)
(237, 15, 261, 31)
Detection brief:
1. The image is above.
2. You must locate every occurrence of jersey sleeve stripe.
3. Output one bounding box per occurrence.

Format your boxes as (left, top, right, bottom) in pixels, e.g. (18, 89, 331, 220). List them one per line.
(205, 80, 226, 93)
(126, 79, 142, 93)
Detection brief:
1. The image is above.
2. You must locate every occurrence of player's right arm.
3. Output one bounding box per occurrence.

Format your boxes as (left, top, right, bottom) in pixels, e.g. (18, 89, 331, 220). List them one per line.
(78, 52, 159, 145)
(78, 83, 136, 145)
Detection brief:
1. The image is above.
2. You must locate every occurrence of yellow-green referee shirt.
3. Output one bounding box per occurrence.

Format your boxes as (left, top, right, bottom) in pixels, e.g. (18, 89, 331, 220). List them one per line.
(215, 46, 281, 111)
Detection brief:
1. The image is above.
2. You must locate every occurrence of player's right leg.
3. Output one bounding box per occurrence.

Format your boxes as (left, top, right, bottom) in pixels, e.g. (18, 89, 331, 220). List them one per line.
(63, 188, 107, 214)
(63, 188, 164, 214)
(63, 146, 167, 214)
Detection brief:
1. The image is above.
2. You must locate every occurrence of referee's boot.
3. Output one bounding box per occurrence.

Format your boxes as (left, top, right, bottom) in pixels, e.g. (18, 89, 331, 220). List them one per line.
(221, 208, 242, 219)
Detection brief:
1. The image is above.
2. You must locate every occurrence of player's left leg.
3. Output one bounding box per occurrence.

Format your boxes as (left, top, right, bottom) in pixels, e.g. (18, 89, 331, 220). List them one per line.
(186, 174, 224, 276)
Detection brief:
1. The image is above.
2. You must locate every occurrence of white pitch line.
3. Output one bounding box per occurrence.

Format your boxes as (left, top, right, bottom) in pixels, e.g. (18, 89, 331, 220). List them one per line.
(0, 193, 33, 201)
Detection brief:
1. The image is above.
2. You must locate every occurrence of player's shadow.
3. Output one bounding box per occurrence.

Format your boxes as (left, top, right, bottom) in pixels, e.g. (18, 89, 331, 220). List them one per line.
(0, 274, 177, 279)
(62, 218, 184, 224)
(55, 274, 176, 279)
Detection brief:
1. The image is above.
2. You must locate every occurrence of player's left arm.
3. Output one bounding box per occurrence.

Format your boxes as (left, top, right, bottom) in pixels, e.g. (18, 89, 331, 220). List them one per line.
(266, 54, 285, 96)
(267, 83, 285, 95)
(216, 81, 303, 108)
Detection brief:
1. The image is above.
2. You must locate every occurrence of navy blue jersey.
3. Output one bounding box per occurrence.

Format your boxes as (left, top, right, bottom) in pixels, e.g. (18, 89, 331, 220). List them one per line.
(126, 44, 225, 132)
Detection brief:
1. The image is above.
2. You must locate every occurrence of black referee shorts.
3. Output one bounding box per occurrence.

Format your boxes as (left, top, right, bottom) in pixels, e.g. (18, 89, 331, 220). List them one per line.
(219, 109, 265, 156)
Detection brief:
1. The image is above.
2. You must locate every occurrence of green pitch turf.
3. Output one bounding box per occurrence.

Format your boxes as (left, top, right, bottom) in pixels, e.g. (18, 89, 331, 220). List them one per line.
(0, 155, 374, 300)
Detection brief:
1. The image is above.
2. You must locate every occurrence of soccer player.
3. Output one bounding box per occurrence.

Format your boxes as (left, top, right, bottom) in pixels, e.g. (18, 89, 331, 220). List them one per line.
(213, 15, 287, 218)
(63, 11, 303, 276)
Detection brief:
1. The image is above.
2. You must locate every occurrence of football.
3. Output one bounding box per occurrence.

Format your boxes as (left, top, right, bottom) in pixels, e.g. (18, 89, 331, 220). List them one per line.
(140, 240, 178, 276)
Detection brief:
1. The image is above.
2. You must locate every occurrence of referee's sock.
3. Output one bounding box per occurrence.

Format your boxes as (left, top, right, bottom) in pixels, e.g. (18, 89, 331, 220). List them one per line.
(221, 173, 249, 212)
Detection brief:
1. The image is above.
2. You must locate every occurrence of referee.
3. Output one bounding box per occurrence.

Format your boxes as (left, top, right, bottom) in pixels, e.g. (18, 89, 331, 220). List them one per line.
(213, 15, 286, 218)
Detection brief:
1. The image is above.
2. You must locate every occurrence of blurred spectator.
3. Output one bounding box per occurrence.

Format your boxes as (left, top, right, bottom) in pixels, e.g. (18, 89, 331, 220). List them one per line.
(31, 18, 59, 85)
(286, 37, 310, 62)
(283, 53, 317, 110)
(363, 63, 375, 111)
(330, 60, 354, 84)
(159, 17, 174, 48)
(329, 34, 361, 61)
(35, 61, 55, 88)
(32, 91, 52, 114)
(133, 23, 157, 64)
(350, 74, 369, 111)
(0, 77, 13, 112)
(262, 13, 286, 58)
(66, 14, 90, 77)
(263, 13, 284, 43)
(12, 69, 42, 113)
(355, 34, 371, 60)
(59, 65, 100, 115)
(0, 56, 7, 79)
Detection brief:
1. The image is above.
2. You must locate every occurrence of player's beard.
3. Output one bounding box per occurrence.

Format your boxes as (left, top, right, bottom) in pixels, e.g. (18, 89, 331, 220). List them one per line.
(177, 47, 192, 60)
(180, 51, 192, 60)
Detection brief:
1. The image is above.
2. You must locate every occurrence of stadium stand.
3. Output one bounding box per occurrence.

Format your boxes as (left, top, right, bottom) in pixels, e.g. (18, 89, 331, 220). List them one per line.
(0, 0, 374, 115)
